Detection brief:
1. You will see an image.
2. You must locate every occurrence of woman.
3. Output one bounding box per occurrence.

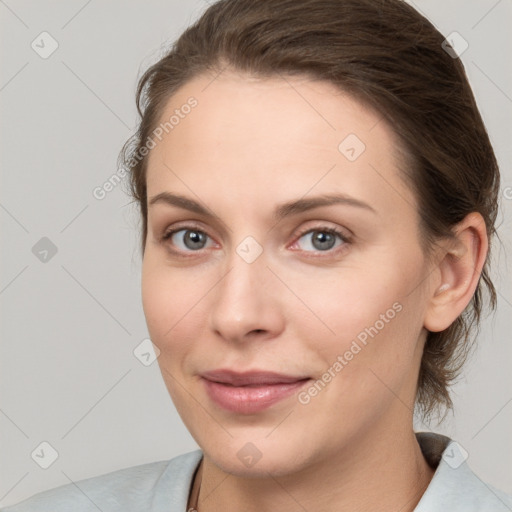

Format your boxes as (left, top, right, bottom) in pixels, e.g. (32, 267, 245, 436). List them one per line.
(3, 0, 511, 511)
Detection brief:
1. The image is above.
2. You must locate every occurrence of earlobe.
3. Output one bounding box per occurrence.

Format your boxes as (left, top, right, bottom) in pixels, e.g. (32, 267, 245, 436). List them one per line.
(424, 212, 488, 333)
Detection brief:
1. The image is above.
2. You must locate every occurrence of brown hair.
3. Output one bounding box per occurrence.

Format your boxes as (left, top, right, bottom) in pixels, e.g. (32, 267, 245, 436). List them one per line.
(119, 0, 500, 424)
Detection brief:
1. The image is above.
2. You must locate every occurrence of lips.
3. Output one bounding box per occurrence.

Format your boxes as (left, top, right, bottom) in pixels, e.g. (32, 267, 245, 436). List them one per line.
(201, 369, 309, 386)
(200, 369, 311, 414)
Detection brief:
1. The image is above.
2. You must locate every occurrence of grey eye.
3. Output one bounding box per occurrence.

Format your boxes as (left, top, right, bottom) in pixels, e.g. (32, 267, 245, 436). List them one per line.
(296, 229, 345, 252)
(171, 229, 211, 251)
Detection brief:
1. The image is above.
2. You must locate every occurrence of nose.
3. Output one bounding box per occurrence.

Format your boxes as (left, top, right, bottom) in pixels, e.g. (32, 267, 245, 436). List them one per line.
(208, 247, 286, 345)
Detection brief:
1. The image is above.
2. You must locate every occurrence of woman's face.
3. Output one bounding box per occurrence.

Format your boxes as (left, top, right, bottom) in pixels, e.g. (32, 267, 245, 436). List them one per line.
(142, 70, 435, 476)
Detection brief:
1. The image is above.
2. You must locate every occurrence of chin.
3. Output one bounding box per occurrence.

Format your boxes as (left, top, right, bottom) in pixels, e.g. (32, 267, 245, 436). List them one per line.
(199, 433, 318, 478)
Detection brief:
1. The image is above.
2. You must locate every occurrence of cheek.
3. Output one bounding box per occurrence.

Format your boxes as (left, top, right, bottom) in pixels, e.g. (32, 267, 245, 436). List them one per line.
(141, 256, 204, 351)
(293, 255, 425, 389)
(141, 254, 227, 391)
(291, 267, 406, 345)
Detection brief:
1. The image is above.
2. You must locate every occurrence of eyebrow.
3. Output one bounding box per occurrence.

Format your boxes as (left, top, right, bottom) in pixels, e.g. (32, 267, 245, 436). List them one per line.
(148, 191, 376, 221)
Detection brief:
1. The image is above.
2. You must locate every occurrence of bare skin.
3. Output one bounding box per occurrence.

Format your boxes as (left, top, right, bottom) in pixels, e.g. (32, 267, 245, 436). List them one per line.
(141, 70, 487, 512)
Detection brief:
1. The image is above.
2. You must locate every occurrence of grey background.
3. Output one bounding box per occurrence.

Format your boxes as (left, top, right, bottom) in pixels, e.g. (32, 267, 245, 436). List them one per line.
(1, 0, 511, 506)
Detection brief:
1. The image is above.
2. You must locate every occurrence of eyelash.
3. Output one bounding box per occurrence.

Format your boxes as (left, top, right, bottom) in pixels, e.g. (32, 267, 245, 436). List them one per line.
(159, 223, 351, 258)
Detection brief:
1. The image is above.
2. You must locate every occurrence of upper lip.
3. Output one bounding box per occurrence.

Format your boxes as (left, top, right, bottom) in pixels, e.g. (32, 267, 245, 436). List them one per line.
(201, 369, 310, 386)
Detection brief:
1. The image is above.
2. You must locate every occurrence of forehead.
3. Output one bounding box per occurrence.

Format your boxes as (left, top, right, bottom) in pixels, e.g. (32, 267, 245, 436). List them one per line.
(145, 70, 414, 218)
(151, 70, 386, 154)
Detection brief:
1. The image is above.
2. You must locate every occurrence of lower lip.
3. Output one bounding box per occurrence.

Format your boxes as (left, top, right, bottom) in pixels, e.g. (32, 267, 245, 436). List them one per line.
(202, 378, 311, 414)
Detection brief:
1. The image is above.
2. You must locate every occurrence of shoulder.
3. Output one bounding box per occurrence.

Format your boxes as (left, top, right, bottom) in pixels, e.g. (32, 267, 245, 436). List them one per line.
(0, 450, 203, 512)
(415, 432, 512, 511)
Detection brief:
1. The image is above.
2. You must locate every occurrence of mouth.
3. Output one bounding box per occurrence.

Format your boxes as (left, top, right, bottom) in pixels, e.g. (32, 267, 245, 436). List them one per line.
(200, 369, 312, 414)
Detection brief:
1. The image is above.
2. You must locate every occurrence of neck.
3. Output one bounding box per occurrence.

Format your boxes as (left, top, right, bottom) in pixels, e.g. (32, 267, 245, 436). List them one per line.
(192, 416, 435, 512)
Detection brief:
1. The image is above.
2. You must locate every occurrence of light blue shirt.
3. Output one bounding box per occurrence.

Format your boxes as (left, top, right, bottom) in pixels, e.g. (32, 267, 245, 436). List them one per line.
(2, 432, 511, 511)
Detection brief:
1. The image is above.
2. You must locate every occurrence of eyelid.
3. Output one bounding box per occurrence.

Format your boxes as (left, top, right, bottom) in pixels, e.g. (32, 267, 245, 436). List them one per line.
(291, 223, 352, 243)
(287, 224, 351, 257)
(160, 221, 352, 256)
(160, 221, 218, 250)
(160, 220, 211, 240)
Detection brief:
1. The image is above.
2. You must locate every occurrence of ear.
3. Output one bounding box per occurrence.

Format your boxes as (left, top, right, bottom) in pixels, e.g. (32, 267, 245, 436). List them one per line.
(424, 212, 488, 332)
